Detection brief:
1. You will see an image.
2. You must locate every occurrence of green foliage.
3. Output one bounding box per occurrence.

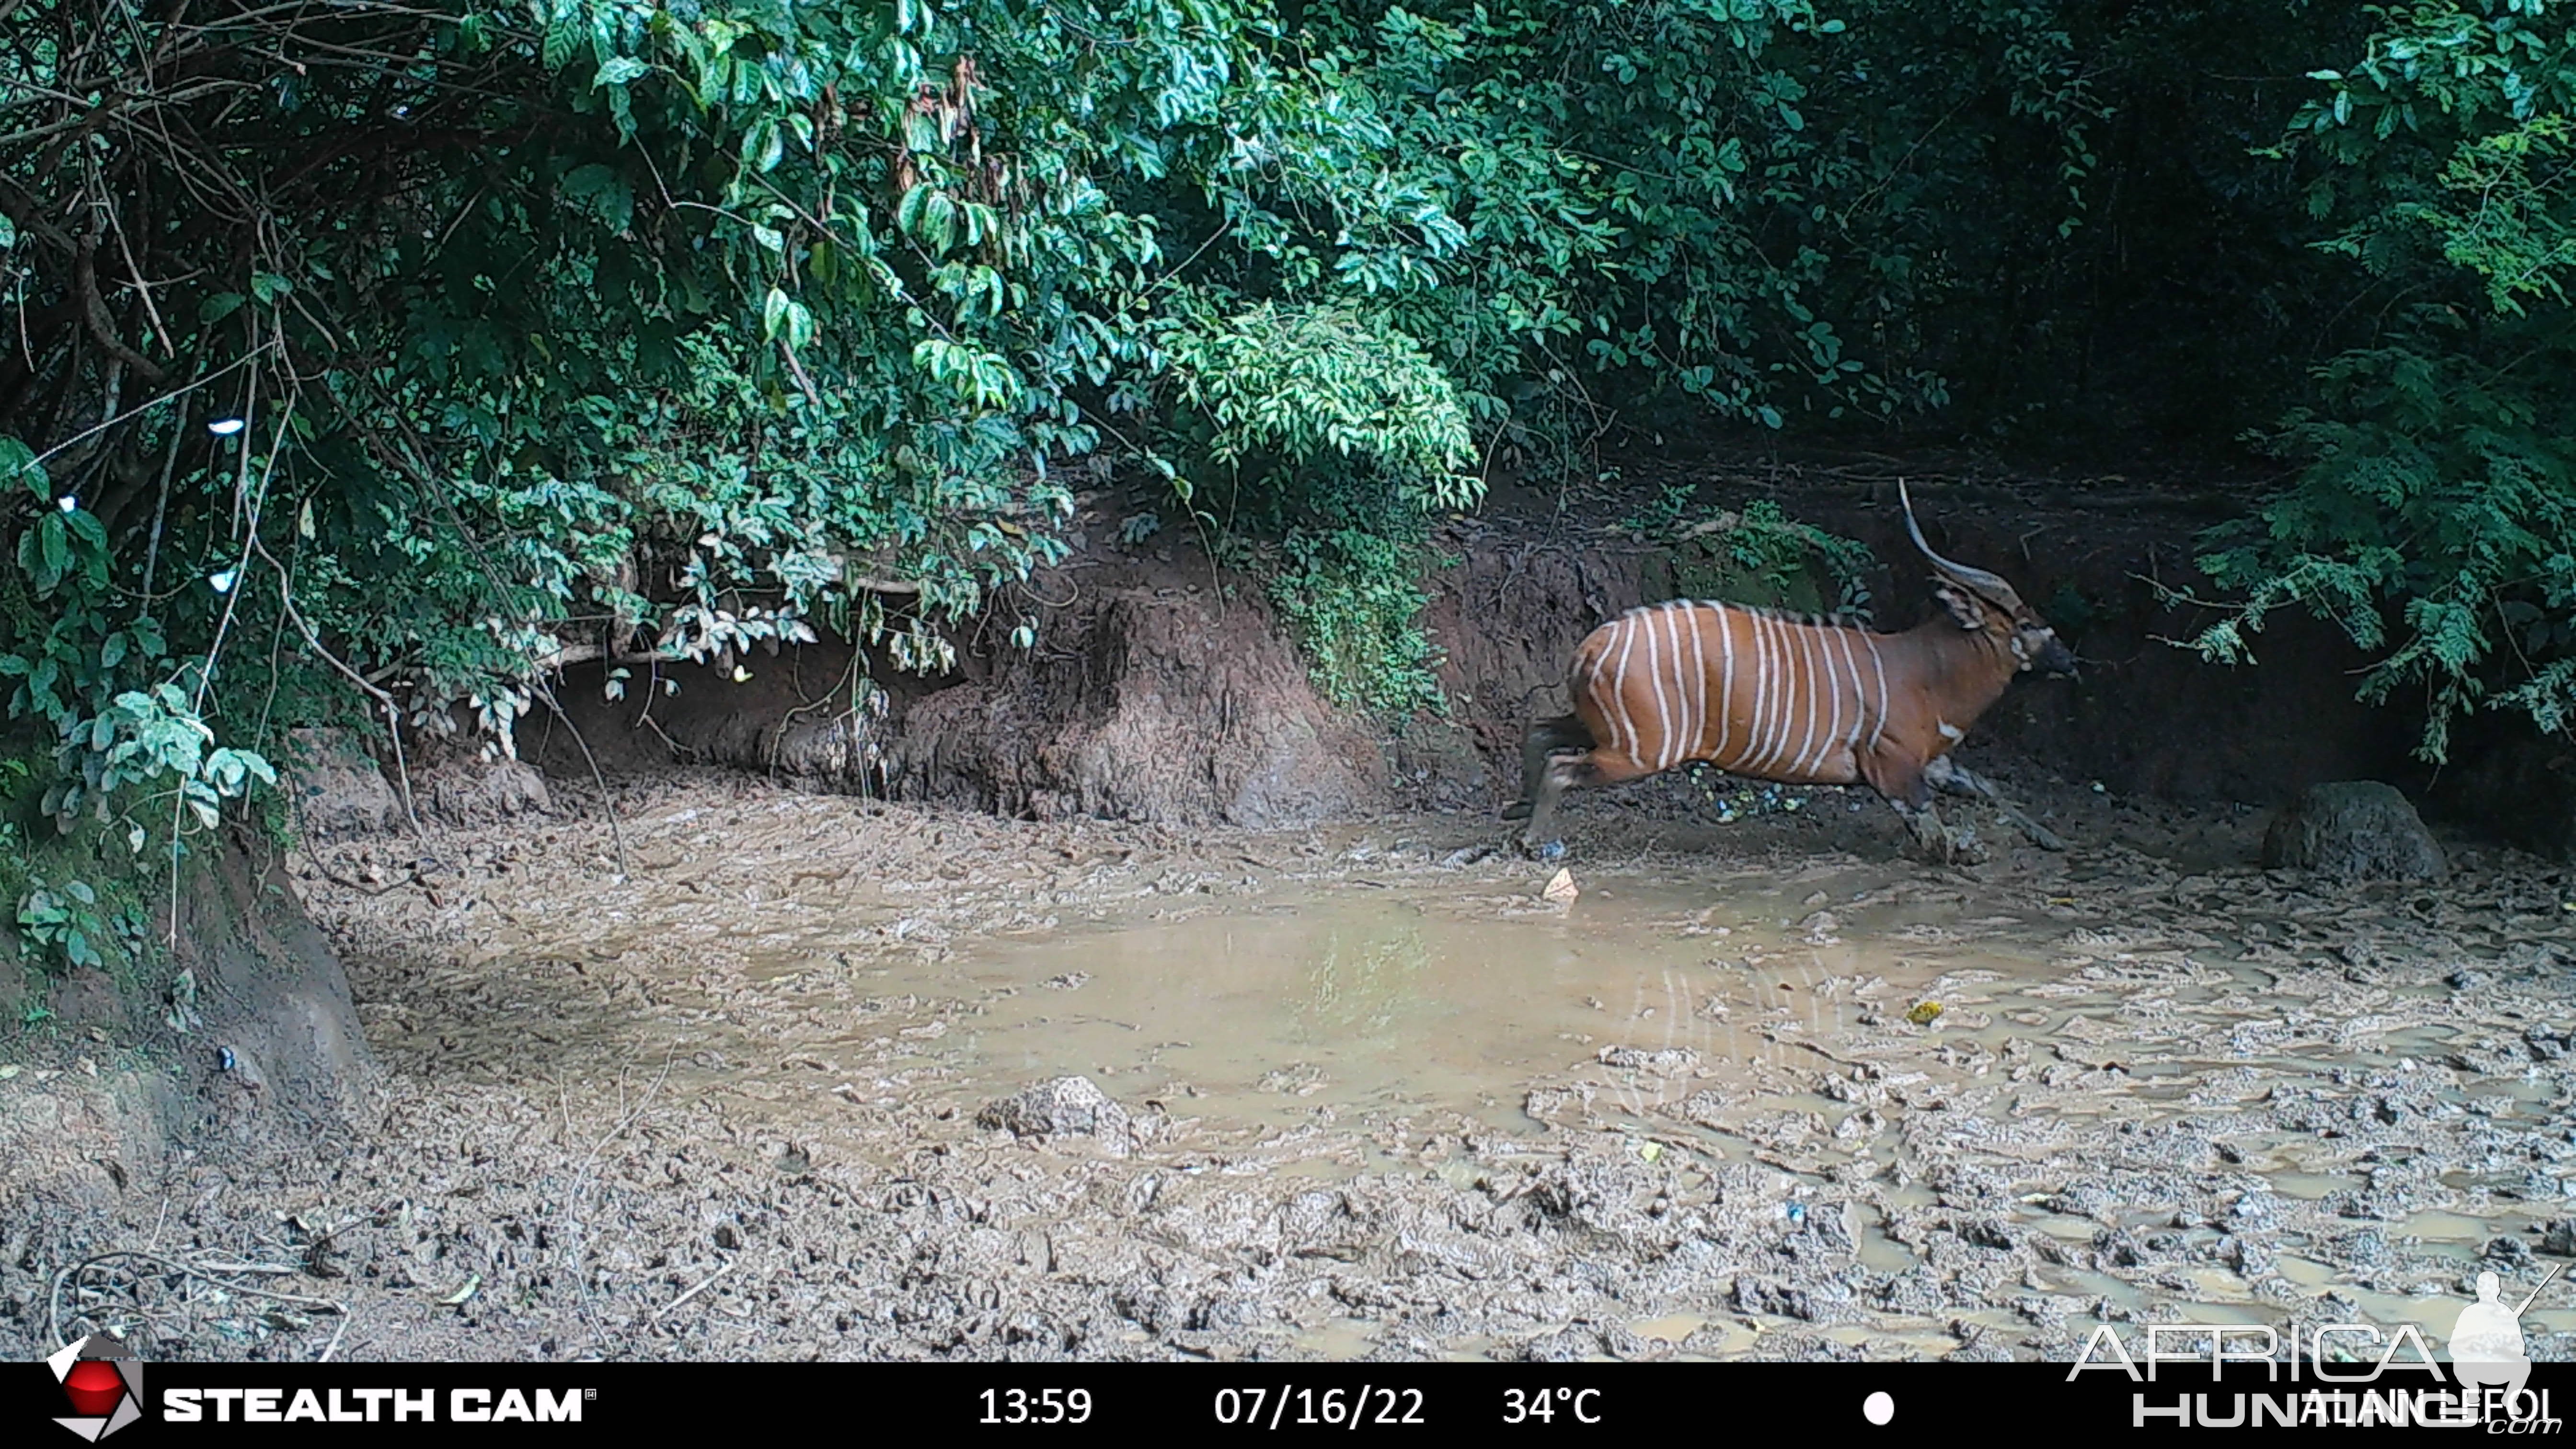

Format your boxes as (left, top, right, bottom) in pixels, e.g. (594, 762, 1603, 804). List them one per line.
(1160, 303, 1478, 710)
(1724, 501, 1879, 620)
(1164, 303, 1477, 510)
(1266, 527, 1449, 716)
(0, 0, 1480, 828)
(1623, 483, 1704, 538)
(2, 0, 2570, 806)
(1294, 0, 1920, 442)
(15, 878, 108, 972)
(1634, 494, 1877, 621)
(2190, 0, 2576, 758)
(47, 684, 279, 843)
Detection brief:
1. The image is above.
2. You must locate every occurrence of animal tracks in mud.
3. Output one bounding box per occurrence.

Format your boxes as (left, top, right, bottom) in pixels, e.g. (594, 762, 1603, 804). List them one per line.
(11, 770, 2565, 1364)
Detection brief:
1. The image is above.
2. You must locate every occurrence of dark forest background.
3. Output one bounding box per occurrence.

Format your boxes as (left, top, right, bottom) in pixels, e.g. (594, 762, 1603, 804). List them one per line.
(4, 0, 2573, 948)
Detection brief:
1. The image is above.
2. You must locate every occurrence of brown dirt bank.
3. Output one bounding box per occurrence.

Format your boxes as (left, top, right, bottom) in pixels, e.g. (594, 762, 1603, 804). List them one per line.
(511, 450, 2567, 856)
(0, 830, 380, 1340)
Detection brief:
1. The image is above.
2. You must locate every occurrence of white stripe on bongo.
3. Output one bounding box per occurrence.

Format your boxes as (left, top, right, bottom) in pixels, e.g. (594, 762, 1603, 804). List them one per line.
(1667, 605, 1693, 771)
(1643, 608, 1674, 770)
(1748, 610, 1786, 773)
(1668, 605, 1696, 769)
(1714, 606, 1737, 766)
(1805, 621, 1844, 776)
(1608, 618, 1641, 763)
(1685, 604, 1709, 768)
(1735, 609, 1766, 772)
(1830, 625, 1869, 766)
(1860, 631, 1890, 756)
(1591, 630, 1619, 759)
(1771, 613, 1805, 775)
(1788, 622, 1826, 776)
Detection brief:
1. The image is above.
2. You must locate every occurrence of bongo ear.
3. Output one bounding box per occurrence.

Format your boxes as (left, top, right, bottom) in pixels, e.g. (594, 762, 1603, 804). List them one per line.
(1933, 582, 1990, 630)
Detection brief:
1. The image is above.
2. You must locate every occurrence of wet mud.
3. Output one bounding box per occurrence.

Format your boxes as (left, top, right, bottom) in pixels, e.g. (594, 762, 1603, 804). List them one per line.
(5, 763, 2572, 1363)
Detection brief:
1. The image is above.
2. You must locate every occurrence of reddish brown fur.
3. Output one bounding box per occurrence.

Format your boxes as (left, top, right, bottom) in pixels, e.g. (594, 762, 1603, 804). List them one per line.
(1510, 540, 2075, 857)
(1562, 600, 2027, 808)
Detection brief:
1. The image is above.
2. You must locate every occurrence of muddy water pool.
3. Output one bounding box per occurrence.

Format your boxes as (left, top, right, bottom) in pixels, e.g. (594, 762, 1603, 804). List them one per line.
(288, 787, 2576, 1360)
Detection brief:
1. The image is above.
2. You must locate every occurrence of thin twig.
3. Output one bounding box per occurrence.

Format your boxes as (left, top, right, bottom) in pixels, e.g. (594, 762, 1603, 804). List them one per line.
(50, 1249, 347, 1352)
(649, 1260, 735, 1322)
(254, 535, 425, 837)
(15, 342, 271, 480)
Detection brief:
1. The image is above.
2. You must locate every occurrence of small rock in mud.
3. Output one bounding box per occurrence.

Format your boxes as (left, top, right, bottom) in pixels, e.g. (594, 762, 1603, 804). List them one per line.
(1540, 868, 1579, 906)
(2484, 1235, 2537, 1269)
(1256, 1062, 1329, 1096)
(408, 736, 554, 825)
(2541, 1221, 2576, 1258)
(1676, 1090, 1729, 1128)
(2223, 1235, 2274, 1279)
(976, 1076, 1136, 1155)
(1520, 1326, 1603, 1362)
(1525, 1084, 1597, 1119)
(1042, 972, 1092, 990)
(1597, 1045, 1699, 1075)
(1733, 1277, 1828, 1322)
(2260, 782, 2445, 881)
(2046, 1184, 2113, 1219)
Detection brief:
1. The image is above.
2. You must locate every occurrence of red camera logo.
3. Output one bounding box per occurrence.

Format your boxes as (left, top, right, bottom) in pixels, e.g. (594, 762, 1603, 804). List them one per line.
(47, 1335, 143, 1441)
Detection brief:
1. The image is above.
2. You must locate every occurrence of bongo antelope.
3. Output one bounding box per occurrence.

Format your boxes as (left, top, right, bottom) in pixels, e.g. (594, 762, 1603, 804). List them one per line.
(1504, 483, 2075, 861)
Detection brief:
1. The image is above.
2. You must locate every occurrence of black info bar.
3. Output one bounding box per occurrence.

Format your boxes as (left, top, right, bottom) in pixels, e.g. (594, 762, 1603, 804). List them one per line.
(18, 1358, 2576, 1440)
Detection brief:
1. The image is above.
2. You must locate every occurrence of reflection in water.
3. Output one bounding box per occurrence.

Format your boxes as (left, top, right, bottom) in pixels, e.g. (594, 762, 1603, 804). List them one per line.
(1294, 923, 1430, 1046)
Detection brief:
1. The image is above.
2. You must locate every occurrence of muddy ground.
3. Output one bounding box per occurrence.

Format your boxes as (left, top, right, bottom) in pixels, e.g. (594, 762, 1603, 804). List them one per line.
(4, 756, 2572, 1363)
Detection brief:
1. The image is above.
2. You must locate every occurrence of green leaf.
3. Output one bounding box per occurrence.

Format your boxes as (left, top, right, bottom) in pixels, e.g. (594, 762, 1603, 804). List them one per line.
(561, 164, 634, 231)
(594, 56, 651, 87)
(0, 436, 44, 499)
(251, 272, 292, 305)
(200, 292, 244, 324)
(35, 512, 68, 589)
